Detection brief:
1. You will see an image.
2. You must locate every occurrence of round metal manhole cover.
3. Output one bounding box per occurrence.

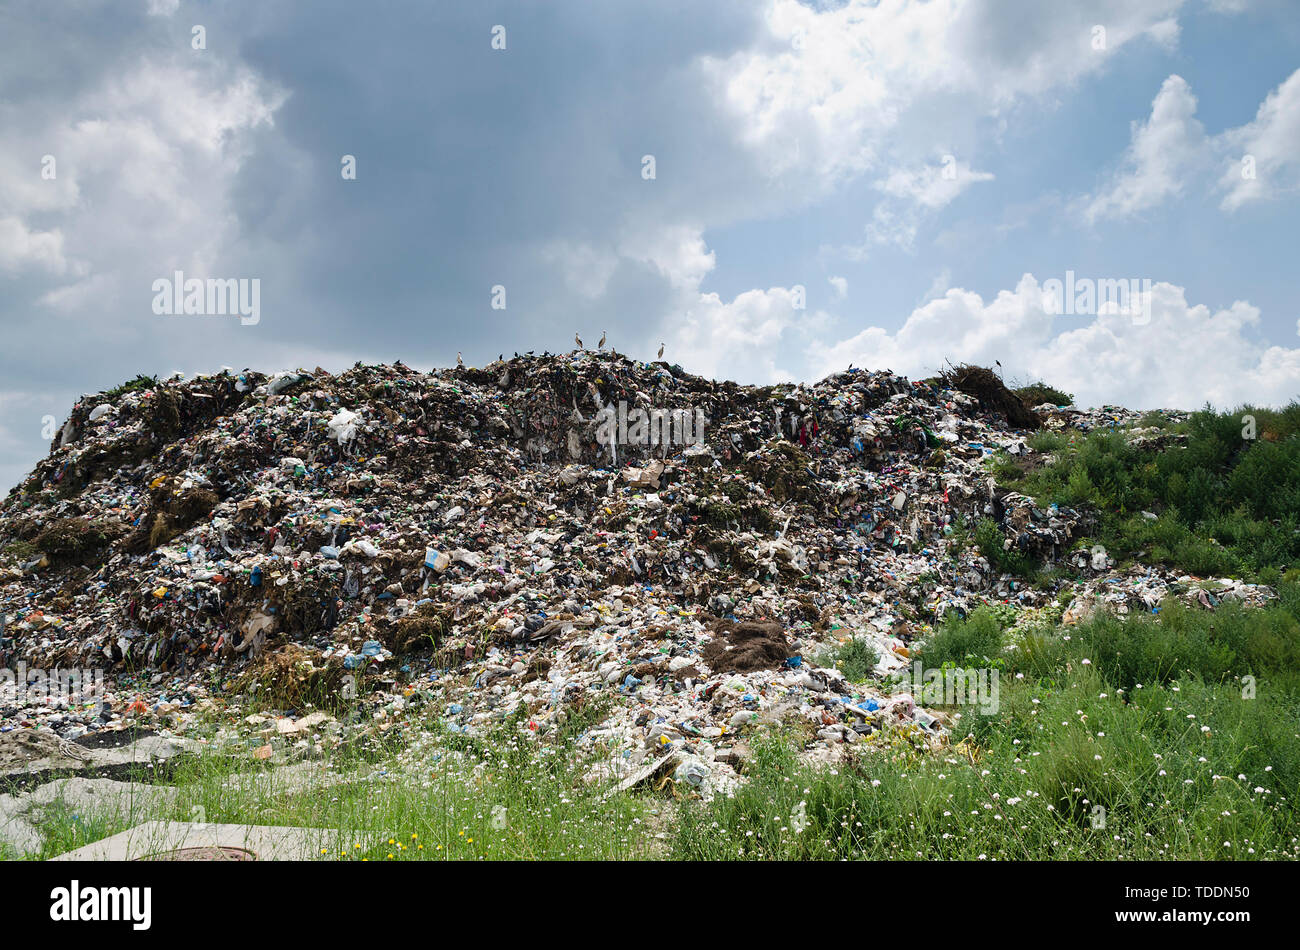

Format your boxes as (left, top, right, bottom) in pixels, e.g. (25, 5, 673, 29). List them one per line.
(135, 846, 258, 861)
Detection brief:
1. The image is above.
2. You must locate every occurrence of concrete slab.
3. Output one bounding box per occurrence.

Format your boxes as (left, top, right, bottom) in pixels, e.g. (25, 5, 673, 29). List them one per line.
(52, 821, 341, 861)
(1, 729, 201, 788)
(1, 776, 176, 856)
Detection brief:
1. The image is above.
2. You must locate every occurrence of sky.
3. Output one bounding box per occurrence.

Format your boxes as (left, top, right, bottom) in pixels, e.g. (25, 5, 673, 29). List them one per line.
(2, 0, 1299, 492)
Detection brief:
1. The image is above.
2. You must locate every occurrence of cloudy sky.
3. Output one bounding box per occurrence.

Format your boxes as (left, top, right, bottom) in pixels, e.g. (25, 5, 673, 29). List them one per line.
(2, 0, 1299, 491)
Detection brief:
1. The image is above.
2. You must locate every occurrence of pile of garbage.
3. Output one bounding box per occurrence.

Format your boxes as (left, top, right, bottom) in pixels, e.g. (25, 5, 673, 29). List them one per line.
(0, 353, 1270, 783)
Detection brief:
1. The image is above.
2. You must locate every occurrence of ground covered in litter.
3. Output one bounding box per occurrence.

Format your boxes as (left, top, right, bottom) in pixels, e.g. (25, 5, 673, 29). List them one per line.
(2, 354, 1297, 860)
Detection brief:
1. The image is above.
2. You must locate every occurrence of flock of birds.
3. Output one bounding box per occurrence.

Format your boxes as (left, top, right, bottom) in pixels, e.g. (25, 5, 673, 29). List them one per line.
(456, 334, 664, 369)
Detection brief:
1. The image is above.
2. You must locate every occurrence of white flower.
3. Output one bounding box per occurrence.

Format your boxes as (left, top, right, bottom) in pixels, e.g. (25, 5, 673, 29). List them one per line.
(790, 801, 809, 834)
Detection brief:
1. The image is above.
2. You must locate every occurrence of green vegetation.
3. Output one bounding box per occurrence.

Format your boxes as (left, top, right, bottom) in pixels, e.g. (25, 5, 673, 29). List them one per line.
(8, 583, 1300, 862)
(1004, 404, 1300, 579)
(0, 539, 38, 564)
(973, 517, 1037, 578)
(915, 605, 1006, 668)
(674, 581, 1300, 859)
(1015, 381, 1074, 407)
(3, 706, 653, 862)
(817, 636, 881, 682)
(100, 374, 158, 402)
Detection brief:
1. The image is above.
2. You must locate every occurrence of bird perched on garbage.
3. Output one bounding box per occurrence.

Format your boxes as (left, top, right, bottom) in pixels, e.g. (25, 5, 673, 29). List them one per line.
(575, 332, 583, 350)
(598, 330, 606, 350)
(657, 342, 665, 359)
(456, 351, 464, 368)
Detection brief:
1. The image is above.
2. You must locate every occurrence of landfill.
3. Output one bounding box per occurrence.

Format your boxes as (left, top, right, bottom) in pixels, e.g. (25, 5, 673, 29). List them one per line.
(0, 353, 1276, 789)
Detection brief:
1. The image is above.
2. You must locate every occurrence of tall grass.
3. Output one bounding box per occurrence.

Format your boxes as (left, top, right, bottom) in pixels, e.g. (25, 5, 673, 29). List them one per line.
(1006, 403, 1300, 578)
(674, 583, 1300, 860)
(12, 585, 1300, 862)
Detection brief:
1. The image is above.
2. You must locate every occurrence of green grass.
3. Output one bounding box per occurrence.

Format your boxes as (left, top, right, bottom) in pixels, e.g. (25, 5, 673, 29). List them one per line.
(816, 636, 881, 682)
(1015, 382, 1074, 407)
(915, 605, 1006, 668)
(973, 517, 1038, 578)
(11, 585, 1300, 862)
(1004, 403, 1300, 579)
(100, 373, 159, 402)
(673, 585, 1300, 859)
(4, 706, 655, 861)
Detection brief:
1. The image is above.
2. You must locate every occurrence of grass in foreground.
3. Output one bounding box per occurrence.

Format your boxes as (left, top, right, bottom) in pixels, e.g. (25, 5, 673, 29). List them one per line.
(673, 586, 1300, 860)
(9, 584, 1300, 861)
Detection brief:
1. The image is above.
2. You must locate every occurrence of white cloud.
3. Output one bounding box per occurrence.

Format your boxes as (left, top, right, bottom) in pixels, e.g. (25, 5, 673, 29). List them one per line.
(920, 268, 952, 305)
(875, 158, 994, 209)
(0, 217, 67, 274)
(586, 223, 807, 383)
(1217, 68, 1300, 210)
(146, 0, 181, 16)
(4, 60, 286, 314)
(829, 276, 848, 299)
(619, 224, 716, 290)
(668, 286, 806, 384)
(810, 275, 1300, 409)
(1081, 75, 1206, 223)
(858, 205, 920, 254)
(854, 157, 996, 251)
(703, 0, 1191, 195)
(1077, 67, 1300, 219)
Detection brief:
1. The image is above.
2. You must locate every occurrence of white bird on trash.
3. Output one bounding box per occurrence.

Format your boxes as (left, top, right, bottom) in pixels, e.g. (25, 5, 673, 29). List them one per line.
(598, 330, 606, 350)
(575, 332, 583, 350)
(456, 351, 464, 367)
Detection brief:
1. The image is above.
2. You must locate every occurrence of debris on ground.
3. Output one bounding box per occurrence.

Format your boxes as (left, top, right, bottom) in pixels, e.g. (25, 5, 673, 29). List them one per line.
(0, 354, 1274, 791)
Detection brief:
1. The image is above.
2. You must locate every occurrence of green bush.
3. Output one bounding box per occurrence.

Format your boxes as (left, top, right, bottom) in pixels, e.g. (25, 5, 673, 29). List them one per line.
(1015, 382, 1074, 407)
(973, 518, 1036, 577)
(817, 636, 880, 682)
(918, 606, 1004, 668)
(1003, 402, 1300, 579)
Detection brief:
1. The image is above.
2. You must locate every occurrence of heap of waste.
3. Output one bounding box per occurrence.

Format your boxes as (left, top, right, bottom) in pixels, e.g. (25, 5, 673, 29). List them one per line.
(0, 354, 1275, 791)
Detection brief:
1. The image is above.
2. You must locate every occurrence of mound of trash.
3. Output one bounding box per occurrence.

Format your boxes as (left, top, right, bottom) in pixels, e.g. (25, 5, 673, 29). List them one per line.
(0, 354, 1262, 782)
